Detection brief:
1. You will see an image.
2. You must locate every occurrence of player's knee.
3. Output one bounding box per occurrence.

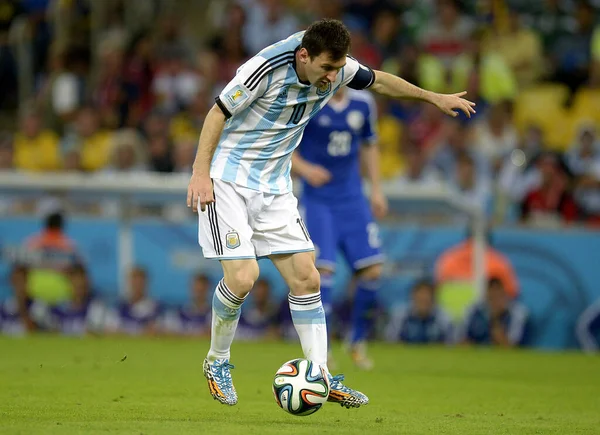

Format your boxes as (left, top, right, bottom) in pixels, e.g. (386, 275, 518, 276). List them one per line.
(291, 265, 320, 296)
(356, 264, 383, 281)
(224, 263, 259, 296)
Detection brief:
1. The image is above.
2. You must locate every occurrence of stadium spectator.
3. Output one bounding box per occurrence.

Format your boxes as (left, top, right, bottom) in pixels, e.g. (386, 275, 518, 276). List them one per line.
(565, 124, 600, 177)
(236, 279, 278, 341)
(61, 105, 113, 172)
(573, 160, 600, 227)
(384, 279, 454, 344)
(241, 0, 300, 56)
(23, 211, 82, 304)
(550, 1, 597, 92)
(0, 264, 35, 335)
(42, 264, 105, 336)
(484, 8, 544, 89)
(104, 266, 162, 336)
(430, 119, 490, 183)
(576, 298, 600, 352)
(459, 278, 529, 347)
(450, 152, 493, 217)
(520, 152, 579, 226)
(470, 102, 518, 172)
(162, 273, 212, 337)
(13, 107, 61, 172)
(435, 229, 520, 299)
(419, 0, 474, 68)
(388, 145, 442, 188)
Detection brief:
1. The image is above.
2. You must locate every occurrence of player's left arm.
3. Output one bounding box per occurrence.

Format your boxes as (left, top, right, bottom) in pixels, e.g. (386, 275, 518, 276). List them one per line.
(369, 70, 476, 118)
(342, 57, 475, 118)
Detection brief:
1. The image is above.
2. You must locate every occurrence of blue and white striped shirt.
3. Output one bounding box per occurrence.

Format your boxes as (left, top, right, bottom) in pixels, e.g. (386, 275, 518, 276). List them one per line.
(211, 31, 374, 194)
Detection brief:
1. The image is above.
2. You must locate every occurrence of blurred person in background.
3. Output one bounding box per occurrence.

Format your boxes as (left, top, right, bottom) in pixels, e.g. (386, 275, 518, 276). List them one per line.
(576, 297, 600, 352)
(470, 101, 518, 173)
(430, 119, 490, 182)
(104, 266, 162, 336)
(384, 279, 454, 344)
(123, 31, 156, 124)
(292, 87, 386, 370)
(496, 124, 546, 221)
(151, 46, 203, 115)
(573, 160, 600, 227)
(162, 273, 212, 337)
(418, 0, 474, 68)
(449, 152, 492, 217)
(388, 145, 442, 188)
(484, 8, 544, 90)
(61, 105, 114, 172)
(241, 0, 300, 56)
(92, 39, 131, 129)
(520, 152, 579, 226)
(435, 227, 519, 320)
(41, 264, 106, 336)
(236, 278, 278, 340)
(0, 264, 36, 335)
(13, 106, 61, 172)
(550, 0, 597, 92)
(169, 89, 211, 142)
(105, 129, 147, 174)
(565, 124, 600, 177)
(459, 278, 530, 347)
(23, 211, 81, 304)
(450, 27, 518, 107)
(373, 95, 405, 180)
(37, 44, 90, 131)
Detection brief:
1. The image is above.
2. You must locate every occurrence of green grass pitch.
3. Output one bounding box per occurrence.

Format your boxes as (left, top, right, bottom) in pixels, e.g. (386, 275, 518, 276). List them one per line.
(1, 336, 598, 434)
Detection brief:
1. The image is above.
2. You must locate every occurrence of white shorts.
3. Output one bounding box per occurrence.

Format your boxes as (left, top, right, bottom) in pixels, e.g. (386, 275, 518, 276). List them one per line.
(198, 179, 314, 259)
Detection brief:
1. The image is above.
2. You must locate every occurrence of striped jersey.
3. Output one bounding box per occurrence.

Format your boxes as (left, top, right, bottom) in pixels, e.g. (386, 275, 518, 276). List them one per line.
(211, 31, 375, 194)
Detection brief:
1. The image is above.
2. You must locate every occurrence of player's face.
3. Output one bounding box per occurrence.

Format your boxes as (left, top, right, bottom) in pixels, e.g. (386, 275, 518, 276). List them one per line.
(306, 51, 346, 87)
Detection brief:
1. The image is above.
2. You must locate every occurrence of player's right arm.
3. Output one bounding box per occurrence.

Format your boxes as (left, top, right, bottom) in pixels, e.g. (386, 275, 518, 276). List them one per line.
(187, 54, 273, 212)
(291, 152, 332, 187)
(187, 105, 227, 213)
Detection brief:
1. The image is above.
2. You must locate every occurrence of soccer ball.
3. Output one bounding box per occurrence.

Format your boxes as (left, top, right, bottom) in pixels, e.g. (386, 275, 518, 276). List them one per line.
(272, 358, 330, 416)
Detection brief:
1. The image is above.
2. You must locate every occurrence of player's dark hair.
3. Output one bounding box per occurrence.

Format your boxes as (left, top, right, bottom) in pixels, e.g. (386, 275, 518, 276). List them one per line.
(301, 19, 351, 61)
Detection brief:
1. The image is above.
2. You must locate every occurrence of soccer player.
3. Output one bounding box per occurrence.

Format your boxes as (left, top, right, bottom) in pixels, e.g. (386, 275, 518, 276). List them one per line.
(187, 19, 475, 408)
(292, 86, 386, 370)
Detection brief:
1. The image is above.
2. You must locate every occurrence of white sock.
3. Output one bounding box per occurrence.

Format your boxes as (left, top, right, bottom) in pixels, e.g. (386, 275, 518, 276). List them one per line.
(288, 292, 329, 373)
(207, 279, 246, 362)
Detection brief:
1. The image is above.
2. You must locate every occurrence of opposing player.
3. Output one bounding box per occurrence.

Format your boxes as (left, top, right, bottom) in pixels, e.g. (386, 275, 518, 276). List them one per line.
(187, 19, 475, 408)
(292, 86, 385, 370)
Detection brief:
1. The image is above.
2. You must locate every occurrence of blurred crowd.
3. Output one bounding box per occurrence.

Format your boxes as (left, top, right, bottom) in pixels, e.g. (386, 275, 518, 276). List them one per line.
(0, 0, 597, 226)
(3, 210, 600, 353)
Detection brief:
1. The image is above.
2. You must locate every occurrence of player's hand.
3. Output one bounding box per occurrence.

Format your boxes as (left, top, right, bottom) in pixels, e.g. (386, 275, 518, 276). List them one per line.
(433, 91, 476, 118)
(305, 164, 332, 187)
(370, 189, 388, 219)
(187, 172, 214, 213)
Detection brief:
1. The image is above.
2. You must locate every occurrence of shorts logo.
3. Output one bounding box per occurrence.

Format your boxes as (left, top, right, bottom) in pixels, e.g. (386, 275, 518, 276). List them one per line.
(226, 230, 241, 249)
(226, 85, 248, 108)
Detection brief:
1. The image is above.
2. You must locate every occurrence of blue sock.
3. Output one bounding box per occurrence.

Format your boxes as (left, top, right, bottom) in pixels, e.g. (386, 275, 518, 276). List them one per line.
(350, 278, 380, 344)
(319, 273, 334, 343)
